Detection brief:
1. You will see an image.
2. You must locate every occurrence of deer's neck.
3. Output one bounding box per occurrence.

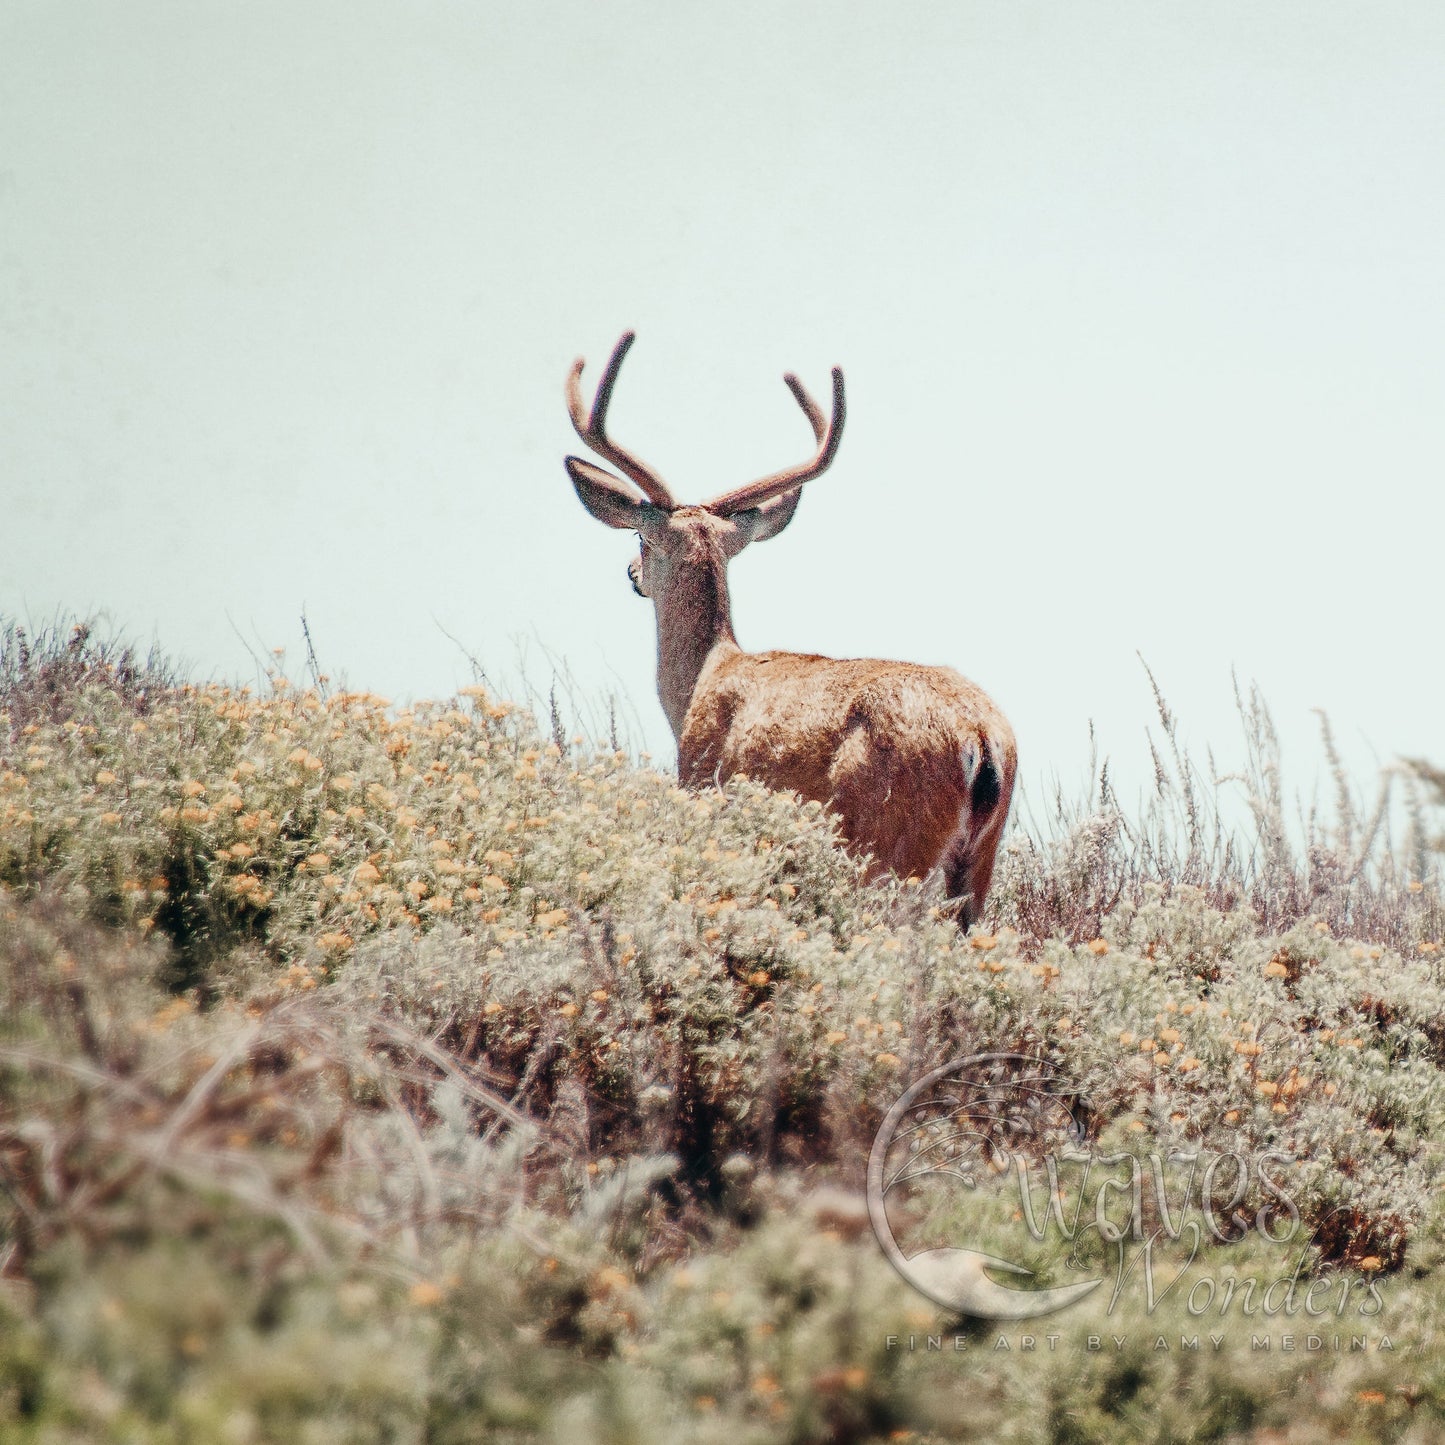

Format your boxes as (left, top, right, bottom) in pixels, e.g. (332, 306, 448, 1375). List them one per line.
(654, 554, 738, 741)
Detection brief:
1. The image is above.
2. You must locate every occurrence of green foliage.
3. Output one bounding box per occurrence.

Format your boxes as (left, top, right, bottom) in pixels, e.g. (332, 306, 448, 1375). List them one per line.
(2, 623, 1445, 1441)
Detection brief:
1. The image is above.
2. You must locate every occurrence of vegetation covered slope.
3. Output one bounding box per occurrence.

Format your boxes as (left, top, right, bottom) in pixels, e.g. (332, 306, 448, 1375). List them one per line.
(1, 621, 1443, 1443)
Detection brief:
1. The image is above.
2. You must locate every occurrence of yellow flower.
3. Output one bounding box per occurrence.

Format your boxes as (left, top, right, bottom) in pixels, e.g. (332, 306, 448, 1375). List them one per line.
(95, 770, 117, 786)
(1086, 938, 1109, 956)
(99, 811, 123, 826)
(590, 1265, 631, 1298)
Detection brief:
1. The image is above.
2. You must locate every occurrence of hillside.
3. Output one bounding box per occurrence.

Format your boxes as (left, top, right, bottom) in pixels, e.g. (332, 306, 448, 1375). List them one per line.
(2, 621, 1444, 1443)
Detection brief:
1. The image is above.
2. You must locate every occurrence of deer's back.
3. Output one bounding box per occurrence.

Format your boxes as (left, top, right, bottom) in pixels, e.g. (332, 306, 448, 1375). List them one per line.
(679, 649, 1016, 880)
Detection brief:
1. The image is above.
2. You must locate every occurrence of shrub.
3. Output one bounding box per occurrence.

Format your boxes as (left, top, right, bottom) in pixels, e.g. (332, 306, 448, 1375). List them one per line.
(3, 627, 1445, 1439)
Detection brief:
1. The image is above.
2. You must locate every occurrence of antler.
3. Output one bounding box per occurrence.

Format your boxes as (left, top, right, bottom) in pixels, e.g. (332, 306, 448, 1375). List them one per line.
(704, 366, 845, 517)
(566, 332, 678, 510)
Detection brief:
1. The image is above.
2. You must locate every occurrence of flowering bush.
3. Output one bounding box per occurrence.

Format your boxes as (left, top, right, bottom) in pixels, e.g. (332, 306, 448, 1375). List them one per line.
(2, 620, 1445, 1441)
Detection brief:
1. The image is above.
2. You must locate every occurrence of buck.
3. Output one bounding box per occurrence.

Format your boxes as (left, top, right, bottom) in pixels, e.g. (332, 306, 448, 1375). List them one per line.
(564, 332, 1016, 925)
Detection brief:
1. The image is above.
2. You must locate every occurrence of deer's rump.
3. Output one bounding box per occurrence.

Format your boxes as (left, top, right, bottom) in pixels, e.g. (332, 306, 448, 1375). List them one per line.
(678, 649, 1016, 882)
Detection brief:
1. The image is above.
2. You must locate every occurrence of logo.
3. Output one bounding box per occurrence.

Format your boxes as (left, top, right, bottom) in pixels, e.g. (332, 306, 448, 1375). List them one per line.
(867, 1052, 1103, 1318)
(867, 1051, 1373, 1329)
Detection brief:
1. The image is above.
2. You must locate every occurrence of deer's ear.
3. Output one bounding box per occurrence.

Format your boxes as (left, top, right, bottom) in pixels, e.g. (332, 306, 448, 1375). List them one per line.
(726, 488, 802, 552)
(566, 457, 666, 533)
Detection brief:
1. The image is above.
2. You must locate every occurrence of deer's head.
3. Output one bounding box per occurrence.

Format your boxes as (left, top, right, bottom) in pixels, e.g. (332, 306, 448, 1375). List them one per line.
(564, 332, 845, 603)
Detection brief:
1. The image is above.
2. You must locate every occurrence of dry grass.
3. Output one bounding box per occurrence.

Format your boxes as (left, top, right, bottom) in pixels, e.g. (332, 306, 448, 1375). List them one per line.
(995, 670, 1442, 951)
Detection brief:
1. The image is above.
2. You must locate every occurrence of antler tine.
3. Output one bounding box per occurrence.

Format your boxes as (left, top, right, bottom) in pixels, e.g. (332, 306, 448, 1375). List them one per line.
(566, 331, 677, 510)
(705, 366, 845, 517)
(783, 371, 828, 445)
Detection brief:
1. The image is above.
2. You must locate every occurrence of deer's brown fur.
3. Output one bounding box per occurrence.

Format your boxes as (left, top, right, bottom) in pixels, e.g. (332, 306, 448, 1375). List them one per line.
(564, 333, 1016, 925)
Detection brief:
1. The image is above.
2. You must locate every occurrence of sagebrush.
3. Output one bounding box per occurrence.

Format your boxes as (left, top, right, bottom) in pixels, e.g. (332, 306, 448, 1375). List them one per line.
(1, 618, 1443, 1443)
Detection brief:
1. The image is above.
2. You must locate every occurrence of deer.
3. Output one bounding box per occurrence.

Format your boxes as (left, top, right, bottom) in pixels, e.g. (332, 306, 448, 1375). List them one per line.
(563, 332, 1016, 927)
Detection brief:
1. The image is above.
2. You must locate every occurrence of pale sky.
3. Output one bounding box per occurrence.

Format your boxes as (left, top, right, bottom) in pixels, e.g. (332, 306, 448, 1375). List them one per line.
(3, 2, 1442, 814)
